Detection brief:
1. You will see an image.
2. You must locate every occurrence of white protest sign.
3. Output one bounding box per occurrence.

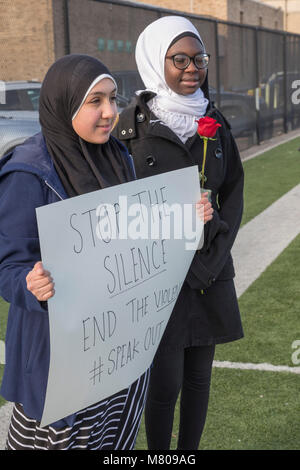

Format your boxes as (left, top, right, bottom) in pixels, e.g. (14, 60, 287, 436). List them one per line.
(36, 166, 203, 427)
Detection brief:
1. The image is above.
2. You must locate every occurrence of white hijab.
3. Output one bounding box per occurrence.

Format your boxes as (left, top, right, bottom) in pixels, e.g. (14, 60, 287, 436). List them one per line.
(135, 16, 209, 143)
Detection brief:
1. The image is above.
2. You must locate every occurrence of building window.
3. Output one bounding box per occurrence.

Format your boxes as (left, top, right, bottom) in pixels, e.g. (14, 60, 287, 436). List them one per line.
(240, 11, 244, 24)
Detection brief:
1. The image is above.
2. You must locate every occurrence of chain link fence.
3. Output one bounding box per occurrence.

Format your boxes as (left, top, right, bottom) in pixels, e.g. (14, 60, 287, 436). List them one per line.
(57, 0, 300, 151)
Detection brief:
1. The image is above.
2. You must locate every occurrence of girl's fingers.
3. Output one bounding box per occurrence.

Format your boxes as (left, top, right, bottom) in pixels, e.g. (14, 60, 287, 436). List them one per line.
(196, 201, 214, 224)
(33, 261, 45, 276)
(27, 275, 53, 292)
(36, 284, 55, 301)
(26, 262, 55, 301)
(41, 290, 55, 301)
(196, 197, 208, 207)
(27, 275, 53, 290)
(196, 205, 214, 216)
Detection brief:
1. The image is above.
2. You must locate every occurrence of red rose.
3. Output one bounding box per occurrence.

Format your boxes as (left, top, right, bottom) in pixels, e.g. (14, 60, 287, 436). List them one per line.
(196, 117, 222, 188)
(196, 116, 221, 138)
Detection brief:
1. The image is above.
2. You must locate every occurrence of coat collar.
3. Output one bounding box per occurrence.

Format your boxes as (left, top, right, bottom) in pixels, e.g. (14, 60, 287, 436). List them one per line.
(117, 91, 194, 152)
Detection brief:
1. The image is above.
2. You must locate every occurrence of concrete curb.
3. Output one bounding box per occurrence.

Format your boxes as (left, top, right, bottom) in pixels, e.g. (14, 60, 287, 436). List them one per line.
(0, 402, 13, 449)
(232, 183, 300, 298)
(240, 129, 300, 162)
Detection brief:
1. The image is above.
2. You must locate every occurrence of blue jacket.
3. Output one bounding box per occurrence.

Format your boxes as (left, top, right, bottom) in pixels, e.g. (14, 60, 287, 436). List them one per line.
(0, 132, 135, 427)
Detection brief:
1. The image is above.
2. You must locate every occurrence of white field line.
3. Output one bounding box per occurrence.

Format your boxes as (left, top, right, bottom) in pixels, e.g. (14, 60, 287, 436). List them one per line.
(213, 360, 300, 374)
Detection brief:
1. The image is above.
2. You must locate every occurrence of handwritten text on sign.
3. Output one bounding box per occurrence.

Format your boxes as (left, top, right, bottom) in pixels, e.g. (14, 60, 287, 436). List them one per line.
(36, 166, 202, 427)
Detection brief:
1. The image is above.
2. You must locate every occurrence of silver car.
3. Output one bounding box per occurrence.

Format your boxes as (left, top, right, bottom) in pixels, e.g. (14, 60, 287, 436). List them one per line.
(0, 81, 41, 157)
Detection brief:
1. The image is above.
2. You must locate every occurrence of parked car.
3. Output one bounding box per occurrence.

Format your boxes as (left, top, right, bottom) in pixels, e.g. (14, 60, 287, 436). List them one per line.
(0, 116, 41, 157)
(0, 81, 41, 157)
(209, 87, 257, 141)
(112, 70, 144, 101)
(0, 80, 41, 118)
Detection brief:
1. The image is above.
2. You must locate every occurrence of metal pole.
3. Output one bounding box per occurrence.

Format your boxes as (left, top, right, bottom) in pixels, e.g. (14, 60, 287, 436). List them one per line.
(283, 32, 288, 133)
(254, 27, 261, 145)
(214, 21, 221, 109)
(64, 0, 71, 55)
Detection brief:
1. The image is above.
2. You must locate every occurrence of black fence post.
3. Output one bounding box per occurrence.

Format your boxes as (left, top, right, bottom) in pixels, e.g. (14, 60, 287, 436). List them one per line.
(283, 32, 288, 133)
(214, 20, 221, 109)
(254, 27, 261, 145)
(64, 0, 71, 55)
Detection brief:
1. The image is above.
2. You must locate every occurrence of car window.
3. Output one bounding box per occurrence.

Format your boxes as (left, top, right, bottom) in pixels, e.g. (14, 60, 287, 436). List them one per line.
(0, 90, 21, 111)
(0, 88, 40, 111)
(112, 72, 144, 100)
(25, 89, 40, 111)
(221, 104, 245, 119)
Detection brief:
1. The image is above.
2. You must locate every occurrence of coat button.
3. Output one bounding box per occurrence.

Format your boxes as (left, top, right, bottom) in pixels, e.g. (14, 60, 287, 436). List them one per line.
(146, 155, 156, 166)
(137, 113, 145, 123)
(121, 129, 126, 135)
(208, 277, 216, 286)
(215, 147, 223, 159)
(128, 128, 133, 134)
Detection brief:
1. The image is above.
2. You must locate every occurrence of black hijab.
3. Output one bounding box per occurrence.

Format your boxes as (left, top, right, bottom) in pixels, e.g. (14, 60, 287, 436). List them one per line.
(39, 54, 133, 197)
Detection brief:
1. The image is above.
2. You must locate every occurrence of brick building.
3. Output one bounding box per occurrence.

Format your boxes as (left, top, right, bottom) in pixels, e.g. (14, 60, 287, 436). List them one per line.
(132, 0, 284, 30)
(0, 0, 150, 81)
(0, 0, 55, 80)
(260, 0, 300, 34)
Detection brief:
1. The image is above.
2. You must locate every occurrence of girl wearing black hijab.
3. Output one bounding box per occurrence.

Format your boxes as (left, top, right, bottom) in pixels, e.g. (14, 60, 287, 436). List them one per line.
(0, 54, 150, 450)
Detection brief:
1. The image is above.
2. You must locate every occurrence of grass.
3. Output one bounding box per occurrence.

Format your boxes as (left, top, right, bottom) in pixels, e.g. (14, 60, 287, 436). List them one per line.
(214, 234, 300, 367)
(199, 368, 300, 450)
(1, 136, 300, 448)
(165, 368, 300, 451)
(241, 136, 300, 226)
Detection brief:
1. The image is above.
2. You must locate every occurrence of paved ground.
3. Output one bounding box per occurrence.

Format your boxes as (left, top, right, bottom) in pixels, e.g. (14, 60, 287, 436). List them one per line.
(232, 183, 300, 298)
(240, 128, 300, 162)
(0, 402, 12, 449)
(0, 131, 299, 449)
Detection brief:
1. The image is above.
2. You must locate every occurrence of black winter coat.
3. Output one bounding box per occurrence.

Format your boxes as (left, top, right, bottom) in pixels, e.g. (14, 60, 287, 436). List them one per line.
(114, 91, 244, 350)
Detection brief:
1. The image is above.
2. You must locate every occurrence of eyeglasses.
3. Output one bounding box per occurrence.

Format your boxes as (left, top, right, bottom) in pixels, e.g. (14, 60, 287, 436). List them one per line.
(165, 53, 210, 70)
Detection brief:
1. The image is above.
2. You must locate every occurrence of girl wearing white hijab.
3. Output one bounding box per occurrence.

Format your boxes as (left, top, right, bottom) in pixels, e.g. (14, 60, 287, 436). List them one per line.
(115, 16, 244, 450)
(135, 15, 209, 143)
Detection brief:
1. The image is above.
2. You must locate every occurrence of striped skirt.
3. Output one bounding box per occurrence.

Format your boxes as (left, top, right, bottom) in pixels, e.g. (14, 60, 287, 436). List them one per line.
(6, 369, 150, 450)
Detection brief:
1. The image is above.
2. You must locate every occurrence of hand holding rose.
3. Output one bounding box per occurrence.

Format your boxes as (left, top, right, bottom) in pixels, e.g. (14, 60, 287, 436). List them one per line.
(196, 192, 214, 224)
